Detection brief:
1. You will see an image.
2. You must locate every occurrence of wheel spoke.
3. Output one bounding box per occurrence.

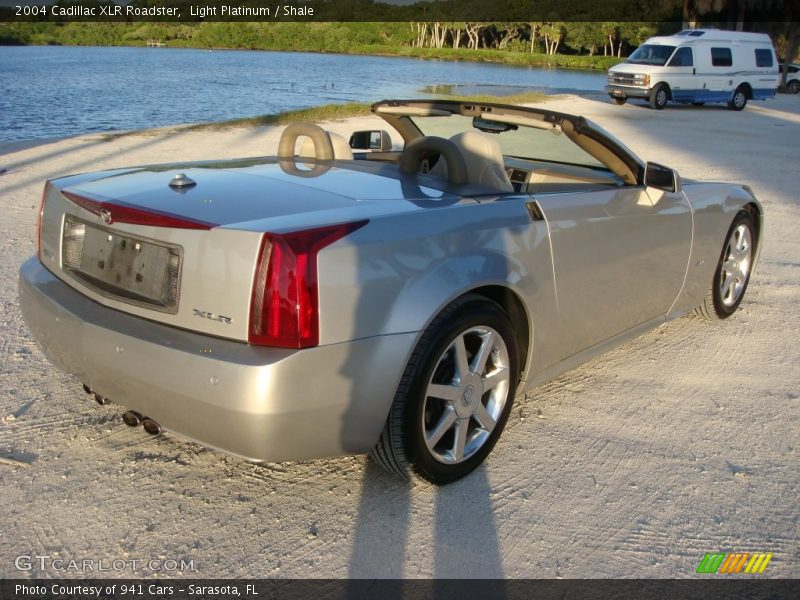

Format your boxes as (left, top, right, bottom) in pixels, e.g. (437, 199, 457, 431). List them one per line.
(721, 274, 734, 298)
(470, 331, 495, 375)
(474, 402, 496, 433)
(426, 407, 457, 449)
(453, 334, 470, 379)
(452, 418, 469, 461)
(427, 383, 460, 402)
(482, 367, 508, 391)
(722, 259, 736, 274)
(726, 277, 737, 300)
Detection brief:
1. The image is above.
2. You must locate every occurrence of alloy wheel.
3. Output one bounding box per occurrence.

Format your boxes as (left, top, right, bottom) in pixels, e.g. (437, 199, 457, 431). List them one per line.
(719, 223, 752, 307)
(422, 326, 510, 464)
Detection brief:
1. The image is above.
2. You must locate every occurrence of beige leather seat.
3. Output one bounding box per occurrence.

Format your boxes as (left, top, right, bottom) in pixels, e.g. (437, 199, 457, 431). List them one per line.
(430, 131, 513, 191)
(297, 131, 354, 160)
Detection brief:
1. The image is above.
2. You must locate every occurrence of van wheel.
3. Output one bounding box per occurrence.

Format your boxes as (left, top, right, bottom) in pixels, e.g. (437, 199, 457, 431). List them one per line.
(692, 102, 705, 106)
(649, 84, 669, 110)
(612, 97, 627, 105)
(728, 87, 748, 111)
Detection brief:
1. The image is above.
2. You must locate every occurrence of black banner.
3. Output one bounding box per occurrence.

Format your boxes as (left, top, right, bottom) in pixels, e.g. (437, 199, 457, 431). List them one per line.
(1, 579, 798, 600)
(0, 0, 794, 24)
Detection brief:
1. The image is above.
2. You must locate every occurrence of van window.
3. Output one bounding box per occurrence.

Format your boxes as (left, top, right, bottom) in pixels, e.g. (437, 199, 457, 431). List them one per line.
(668, 47, 693, 67)
(711, 47, 733, 67)
(755, 49, 773, 67)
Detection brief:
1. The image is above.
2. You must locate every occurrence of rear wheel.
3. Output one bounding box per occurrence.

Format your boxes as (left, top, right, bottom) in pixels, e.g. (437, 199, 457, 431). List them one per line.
(728, 86, 748, 111)
(649, 83, 669, 110)
(612, 96, 627, 105)
(694, 211, 756, 320)
(370, 294, 519, 484)
(692, 102, 705, 106)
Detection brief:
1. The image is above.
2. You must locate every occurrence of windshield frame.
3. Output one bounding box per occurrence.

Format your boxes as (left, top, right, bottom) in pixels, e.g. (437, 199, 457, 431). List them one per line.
(372, 100, 645, 186)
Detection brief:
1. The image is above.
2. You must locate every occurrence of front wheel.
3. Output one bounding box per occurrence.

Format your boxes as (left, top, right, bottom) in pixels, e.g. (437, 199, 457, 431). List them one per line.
(694, 211, 756, 320)
(612, 96, 627, 105)
(788, 80, 800, 94)
(370, 294, 519, 484)
(649, 83, 669, 110)
(728, 86, 748, 111)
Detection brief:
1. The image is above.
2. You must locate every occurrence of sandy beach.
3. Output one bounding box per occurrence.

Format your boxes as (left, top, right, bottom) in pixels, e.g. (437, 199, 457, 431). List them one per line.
(0, 94, 798, 578)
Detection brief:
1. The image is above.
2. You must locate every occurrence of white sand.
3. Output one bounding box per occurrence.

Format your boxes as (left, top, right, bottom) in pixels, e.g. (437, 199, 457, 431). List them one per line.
(0, 94, 798, 578)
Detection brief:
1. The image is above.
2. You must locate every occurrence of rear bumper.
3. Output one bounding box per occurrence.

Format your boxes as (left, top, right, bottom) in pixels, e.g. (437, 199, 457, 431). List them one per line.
(19, 257, 416, 462)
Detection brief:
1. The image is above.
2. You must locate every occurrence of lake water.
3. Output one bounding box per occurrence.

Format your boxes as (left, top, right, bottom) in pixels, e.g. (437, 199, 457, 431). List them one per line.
(0, 46, 606, 142)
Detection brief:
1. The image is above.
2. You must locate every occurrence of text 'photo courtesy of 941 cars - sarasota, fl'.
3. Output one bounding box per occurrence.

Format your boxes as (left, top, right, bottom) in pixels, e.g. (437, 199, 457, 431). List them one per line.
(19, 99, 762, 485)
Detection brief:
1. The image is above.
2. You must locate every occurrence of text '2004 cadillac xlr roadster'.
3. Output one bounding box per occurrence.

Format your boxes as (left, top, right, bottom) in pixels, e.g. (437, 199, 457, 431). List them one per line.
(19, 100, 762, 484)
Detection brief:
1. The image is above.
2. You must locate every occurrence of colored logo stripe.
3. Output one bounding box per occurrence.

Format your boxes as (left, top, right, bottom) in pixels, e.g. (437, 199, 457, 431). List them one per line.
(745, 553, 773, 574)
(696, 552, 773, 574)
(697, 553, 726, 573)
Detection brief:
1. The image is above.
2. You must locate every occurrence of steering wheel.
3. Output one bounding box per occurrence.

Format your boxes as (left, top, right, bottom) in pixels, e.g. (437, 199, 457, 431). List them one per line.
(277, 123, 335, 160)
(399, 136, 468, 185)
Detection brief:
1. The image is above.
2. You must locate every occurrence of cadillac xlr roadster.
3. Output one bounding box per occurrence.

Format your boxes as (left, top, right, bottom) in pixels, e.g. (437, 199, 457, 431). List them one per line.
(19, 100, 762, 484)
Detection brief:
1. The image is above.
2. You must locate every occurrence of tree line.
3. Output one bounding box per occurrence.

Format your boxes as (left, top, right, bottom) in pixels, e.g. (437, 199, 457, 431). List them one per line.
(408, 22, 659, 57)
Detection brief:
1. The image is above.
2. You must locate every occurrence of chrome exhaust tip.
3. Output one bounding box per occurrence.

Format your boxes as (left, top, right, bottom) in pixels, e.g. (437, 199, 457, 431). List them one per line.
(93, 393, 109, 406)
(122, 410, 143, 427)
(141, 418, 162, 435)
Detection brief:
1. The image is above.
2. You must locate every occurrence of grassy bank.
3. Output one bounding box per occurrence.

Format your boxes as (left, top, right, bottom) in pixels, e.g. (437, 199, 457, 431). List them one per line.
(341, 45, 621, 71)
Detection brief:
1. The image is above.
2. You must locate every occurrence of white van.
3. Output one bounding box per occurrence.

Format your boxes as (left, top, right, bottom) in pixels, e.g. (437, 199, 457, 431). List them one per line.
(606, 29, 779, 110)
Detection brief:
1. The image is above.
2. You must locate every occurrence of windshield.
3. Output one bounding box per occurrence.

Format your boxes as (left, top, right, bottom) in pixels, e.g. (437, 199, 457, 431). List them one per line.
(409, 114, 606, 170)
(626, 44, 677, 66)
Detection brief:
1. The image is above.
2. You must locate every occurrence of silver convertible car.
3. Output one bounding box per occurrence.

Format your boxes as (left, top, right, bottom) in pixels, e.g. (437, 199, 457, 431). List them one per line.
(19, 100, 762, 484)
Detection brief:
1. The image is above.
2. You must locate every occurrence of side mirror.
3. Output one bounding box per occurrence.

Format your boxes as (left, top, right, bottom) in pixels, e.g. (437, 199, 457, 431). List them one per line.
(644, 162, 680, 193)
(349, 130, 392, 151)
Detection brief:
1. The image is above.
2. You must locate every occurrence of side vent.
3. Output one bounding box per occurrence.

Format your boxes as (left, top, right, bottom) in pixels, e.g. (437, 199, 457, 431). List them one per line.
(526, 201, 545, 222)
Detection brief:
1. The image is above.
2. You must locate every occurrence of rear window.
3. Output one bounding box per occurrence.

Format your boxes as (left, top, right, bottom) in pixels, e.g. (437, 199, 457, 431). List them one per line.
(711, 47, 733, 67)
(755, 49, 773, 67)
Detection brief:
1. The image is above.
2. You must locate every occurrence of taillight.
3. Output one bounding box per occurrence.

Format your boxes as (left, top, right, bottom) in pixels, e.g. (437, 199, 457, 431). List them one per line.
(248, 220, 368, 348)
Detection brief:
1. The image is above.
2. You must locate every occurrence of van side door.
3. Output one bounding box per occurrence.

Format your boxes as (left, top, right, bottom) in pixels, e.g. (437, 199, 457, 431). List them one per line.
(665, 47, 696, 102)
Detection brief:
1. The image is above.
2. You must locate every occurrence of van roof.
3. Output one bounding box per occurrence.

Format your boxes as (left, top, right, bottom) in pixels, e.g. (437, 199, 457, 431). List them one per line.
(646, 30, 774, 46)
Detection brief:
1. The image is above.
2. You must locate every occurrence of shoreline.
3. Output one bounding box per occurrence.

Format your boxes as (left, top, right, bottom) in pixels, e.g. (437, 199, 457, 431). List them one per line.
(0, 136, 72, 158)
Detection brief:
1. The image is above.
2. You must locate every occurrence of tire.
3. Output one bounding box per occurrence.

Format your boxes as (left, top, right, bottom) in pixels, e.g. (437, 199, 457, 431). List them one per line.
(649, 83, 669, 110)
(612, 96, 627, 105)
(728, 86, 748, 111)
(370, 294, 519, 485)
(694, 210, 756, 320)
(788, 80, 800, 94)
(692, 102, 705, 106)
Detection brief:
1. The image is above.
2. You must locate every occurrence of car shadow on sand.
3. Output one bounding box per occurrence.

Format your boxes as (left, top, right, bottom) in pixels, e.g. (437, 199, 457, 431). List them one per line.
(346, 461, 505, 583)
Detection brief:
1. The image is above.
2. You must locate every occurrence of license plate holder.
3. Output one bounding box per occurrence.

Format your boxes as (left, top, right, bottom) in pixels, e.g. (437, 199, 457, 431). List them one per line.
(62, 216, 182, 313)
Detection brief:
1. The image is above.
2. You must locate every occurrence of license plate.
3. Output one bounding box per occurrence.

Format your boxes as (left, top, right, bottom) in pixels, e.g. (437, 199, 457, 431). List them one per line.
(62, 216, 182, 313)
